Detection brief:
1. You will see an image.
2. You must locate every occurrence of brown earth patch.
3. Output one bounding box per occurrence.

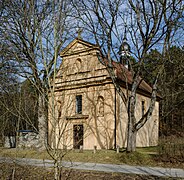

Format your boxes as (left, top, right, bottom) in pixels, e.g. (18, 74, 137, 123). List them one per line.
(0, 163, 180, 180)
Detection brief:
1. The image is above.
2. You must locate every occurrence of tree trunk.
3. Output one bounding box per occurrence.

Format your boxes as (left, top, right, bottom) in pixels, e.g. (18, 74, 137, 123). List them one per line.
(126, 115, 137, 152)
(38, 94, 47, 150)
(54, 158, 63, 180)
(126, 88, 137, 152)
(54, 160, 59, 180)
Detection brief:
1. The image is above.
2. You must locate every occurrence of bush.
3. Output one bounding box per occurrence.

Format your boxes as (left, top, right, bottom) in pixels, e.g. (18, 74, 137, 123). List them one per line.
(158, 136, 184, 163)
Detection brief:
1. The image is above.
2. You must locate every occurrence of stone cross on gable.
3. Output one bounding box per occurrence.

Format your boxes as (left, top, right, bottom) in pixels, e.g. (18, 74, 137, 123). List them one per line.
(77, 28, 83, 39)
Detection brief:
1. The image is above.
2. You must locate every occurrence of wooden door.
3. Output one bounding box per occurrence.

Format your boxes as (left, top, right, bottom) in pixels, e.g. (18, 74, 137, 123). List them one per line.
(73, 125, 83, 149)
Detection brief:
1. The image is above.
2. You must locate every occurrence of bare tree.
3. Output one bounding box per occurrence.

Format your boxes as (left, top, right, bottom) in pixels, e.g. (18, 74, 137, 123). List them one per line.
(0, 0, 76, 150)
(72, 0, 183, 152)
(1, 0, 77, 179)
(0, 55, 18, 145)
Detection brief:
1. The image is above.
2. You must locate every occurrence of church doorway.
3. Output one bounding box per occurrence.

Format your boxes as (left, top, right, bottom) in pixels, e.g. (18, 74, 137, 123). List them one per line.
(73, 124, 83, 149)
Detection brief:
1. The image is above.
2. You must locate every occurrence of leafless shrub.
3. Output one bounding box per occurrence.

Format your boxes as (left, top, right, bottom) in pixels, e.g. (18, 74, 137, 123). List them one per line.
(158, 136, 184, 163)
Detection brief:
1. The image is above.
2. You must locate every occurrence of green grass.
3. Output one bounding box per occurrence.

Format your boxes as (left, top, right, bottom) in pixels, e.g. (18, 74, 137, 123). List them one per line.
(0, 146, 183, 169)
(0, 147, 155, 166)
(0, 148, 50, 160)
(136, 146, 158, 153)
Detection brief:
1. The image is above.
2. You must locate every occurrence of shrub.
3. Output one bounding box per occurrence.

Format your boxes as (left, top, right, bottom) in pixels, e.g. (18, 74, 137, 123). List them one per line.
(158, 136, 184, 163)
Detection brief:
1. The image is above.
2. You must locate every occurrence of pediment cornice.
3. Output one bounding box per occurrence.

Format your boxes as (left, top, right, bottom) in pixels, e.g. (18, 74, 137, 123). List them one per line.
(60, 38, 99, 57)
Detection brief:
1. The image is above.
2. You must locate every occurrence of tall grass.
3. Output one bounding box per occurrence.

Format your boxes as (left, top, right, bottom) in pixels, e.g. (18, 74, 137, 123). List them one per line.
(158, 136, 184, 163)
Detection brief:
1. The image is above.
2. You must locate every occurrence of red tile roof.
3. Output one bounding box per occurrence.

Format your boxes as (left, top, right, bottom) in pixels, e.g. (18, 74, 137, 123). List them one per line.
(100, 57, 159, 98)
(112, 61, 153, 94)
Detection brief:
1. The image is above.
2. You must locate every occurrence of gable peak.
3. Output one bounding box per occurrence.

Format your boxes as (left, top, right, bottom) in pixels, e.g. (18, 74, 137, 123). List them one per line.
(60, 38, 99, 57)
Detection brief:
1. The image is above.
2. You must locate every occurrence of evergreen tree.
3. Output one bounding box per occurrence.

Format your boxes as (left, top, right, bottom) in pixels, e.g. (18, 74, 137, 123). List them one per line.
(143, 47, 184, 136)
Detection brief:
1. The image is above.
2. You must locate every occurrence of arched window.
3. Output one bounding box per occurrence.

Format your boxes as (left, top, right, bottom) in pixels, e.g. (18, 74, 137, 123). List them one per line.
(97, 96, 104, 117)
(75, 58, 82, 72)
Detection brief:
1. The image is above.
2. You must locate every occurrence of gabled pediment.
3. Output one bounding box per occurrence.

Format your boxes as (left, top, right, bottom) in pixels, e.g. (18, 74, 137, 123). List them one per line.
(60, 38, 99, 57)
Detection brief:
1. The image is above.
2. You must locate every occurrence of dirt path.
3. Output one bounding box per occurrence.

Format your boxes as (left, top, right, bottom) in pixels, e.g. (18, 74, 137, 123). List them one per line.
(0, 156, 184, 178)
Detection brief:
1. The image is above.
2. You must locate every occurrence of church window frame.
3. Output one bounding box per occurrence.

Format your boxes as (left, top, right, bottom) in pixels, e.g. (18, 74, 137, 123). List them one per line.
(97, 96, 104, 117)
(76, 95, 82, 114)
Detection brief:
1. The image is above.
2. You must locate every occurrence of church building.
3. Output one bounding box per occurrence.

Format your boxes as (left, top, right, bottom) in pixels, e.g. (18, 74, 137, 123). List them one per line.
(48, 37, 160, 150)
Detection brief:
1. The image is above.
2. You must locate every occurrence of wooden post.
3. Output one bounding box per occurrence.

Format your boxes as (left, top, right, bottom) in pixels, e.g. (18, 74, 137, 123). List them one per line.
(79, 145, 83, 153)
(93, 145, 97, 154)
(64, 145, 67, 152)
(116, 145, 119, 153)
